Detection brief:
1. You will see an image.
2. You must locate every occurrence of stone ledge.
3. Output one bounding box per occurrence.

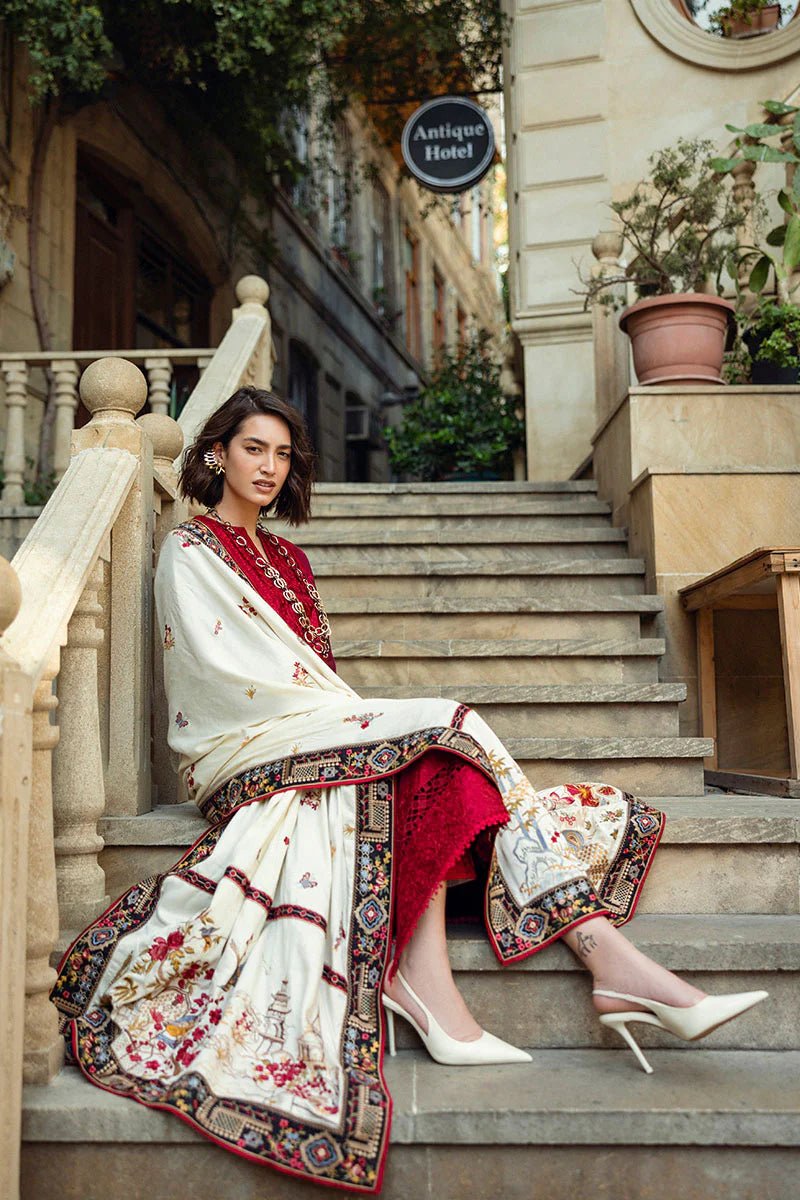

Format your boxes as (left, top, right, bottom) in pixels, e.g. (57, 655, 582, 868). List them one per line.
(296, 527, 628, 546)
(23, 1052, 800, 1146)
(310, 482, 599, 494)
(101, 793, 794, 850)
(313, 558, 645, 576)
(444, 915, 800, 973)
(335, 637, 665, 658)
(327, 595, 665, 614)
(354, 682, 683, 701)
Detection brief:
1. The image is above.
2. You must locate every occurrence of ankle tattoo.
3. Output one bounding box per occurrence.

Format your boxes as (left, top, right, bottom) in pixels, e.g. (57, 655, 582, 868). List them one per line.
(576, 929, 597, 959)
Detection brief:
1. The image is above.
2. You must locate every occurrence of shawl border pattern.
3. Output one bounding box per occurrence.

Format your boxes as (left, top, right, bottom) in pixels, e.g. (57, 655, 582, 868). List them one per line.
(52, 776, 396, 1193)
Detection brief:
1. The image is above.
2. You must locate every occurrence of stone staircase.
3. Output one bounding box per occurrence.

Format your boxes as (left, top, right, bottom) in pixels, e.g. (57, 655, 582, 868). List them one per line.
(22, 482, 800, 1198)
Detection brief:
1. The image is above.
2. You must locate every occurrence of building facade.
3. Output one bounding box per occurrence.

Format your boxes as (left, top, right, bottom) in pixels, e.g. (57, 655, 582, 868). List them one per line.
(504, 0, 800, 480)
(0, 37, 503, 487)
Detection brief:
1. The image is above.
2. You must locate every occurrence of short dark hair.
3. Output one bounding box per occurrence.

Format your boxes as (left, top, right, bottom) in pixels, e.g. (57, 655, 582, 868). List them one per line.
(179, 386, 316, 526)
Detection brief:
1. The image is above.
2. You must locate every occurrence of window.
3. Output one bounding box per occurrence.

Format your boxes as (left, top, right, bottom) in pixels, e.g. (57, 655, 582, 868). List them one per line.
(328, 121, 358, 277)
(432, 269, 445, 354)
(288, 108, 315, 223)
(288, 340, 320, 453)
(371, 182, 395, 315)
(403, 228, 421, 360)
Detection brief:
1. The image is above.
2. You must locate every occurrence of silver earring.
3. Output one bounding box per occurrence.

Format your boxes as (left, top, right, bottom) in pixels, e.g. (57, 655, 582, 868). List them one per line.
(203, 449, 224, 475)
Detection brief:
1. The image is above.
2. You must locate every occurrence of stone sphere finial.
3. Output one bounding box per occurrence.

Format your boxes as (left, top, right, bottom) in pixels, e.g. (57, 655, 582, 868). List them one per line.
(136, 413, 184, 467)
(0, 557, 22, 635)
(235, 275, 270, 308)
(592, 230, 624, 263)
(80, 357, 148, 420)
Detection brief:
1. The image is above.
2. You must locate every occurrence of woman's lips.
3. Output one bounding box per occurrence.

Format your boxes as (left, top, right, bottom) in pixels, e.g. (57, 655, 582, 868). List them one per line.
(254, 481, 275, 491)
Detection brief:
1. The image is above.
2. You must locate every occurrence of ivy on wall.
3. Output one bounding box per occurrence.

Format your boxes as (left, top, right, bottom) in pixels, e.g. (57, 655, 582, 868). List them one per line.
(2, 0, 505, 192)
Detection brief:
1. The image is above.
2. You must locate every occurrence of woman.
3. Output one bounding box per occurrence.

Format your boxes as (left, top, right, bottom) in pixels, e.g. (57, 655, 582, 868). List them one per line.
(52, 387, 767, 1194)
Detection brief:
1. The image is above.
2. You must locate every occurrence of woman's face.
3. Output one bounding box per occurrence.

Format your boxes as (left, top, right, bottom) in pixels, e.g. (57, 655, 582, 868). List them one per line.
(214, 412, 293, 509)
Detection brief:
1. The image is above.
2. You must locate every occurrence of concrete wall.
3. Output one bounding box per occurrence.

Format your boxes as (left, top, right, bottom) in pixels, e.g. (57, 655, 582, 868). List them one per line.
(505, 0, 800, 479)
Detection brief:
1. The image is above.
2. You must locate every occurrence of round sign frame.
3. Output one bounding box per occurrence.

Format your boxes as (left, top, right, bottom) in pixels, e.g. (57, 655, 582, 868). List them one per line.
(401, 96, 496, 194)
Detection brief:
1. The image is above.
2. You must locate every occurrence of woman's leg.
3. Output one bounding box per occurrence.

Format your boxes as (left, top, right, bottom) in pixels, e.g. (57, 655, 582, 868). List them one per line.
(563, 915, 706, 1012)
(383, 884, 483, 1041)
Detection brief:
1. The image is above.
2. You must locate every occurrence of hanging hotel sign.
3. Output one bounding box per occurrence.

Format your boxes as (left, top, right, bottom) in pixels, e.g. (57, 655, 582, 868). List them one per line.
(401, 96, 495, 194)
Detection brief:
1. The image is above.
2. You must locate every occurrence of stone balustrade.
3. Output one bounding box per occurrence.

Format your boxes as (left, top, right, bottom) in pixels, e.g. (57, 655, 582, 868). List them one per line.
(0, 275, 270, 1200)
(0, 349, 212, 504)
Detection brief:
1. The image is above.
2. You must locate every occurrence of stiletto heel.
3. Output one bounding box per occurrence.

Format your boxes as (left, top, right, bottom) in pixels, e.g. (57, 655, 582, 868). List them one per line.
(599, 1013, 654, 1075)
(385, 1005, 396, 1057)
(593, 987, 768, 1074)
(382, 970, 532, 1066)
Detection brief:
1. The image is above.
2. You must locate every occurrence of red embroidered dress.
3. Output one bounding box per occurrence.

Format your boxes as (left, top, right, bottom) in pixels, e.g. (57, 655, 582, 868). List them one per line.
(195, 515, 510, 964)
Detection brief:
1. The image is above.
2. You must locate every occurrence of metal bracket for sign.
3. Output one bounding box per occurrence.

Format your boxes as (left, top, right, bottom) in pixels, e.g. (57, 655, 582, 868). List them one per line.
(401, 95, 496, 194)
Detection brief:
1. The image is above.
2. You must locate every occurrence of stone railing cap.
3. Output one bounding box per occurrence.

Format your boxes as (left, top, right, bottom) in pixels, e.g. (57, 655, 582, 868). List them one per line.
(80, 357, 147, 419)
(235, 275, 270, 307)
(136, 413, 184, 460)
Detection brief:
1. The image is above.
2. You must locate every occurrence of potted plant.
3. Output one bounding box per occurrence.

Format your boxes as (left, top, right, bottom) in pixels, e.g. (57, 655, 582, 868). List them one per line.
(710, 98, 800, 383)
(704, 0, 783, 38)
(383, 335, 524, 481)
(578, 137, 742, 385)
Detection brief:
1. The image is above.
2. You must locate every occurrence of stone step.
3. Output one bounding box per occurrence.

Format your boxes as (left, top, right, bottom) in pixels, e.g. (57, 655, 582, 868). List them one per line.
(297, 497, 611, 518)
(282, 509, 615, 532)
(335, 638, 664, 685)
(297, 525, 624, 546)
(351, 682, 684, 736)
(314, 558, 646, 599)
(311, 481, 600, 494)
(329, 595, 661, 645)
(22, 1053, 800, 1200)
(90, 787, 799, 936)
(395, 914, 800, 1051)
(304, 534, 628, 565)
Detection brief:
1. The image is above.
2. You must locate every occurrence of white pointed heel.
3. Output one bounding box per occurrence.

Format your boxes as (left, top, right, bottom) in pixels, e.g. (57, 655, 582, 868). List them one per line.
(382, 970, 532, 1066)
(593, 988, 769, 1075)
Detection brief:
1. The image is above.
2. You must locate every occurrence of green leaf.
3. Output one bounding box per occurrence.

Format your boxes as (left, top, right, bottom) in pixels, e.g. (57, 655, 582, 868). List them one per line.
(740, 144, 800, 165)
(784, 216, 800, 272)
(766, 225, 787, 247)
(749, 256, 771, 294)
(794, 113, 800, 157)
(709, 156, 740, 174)
(762, 100, 800, 117)
(778, 189, 796, 216)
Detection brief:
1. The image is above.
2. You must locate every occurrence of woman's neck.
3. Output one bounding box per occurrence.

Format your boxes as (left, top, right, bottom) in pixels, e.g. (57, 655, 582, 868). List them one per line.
(211, 495, 261, 541)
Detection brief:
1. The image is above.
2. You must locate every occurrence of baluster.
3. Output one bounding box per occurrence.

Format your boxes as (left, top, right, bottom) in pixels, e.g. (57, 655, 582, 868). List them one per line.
(0, 557, 28, 1200)
(1, 360, 29, 506)
(24, 652, 64, 1083)
(590, 231, 630, 424)
(51, 359, 80, 481)
(144, 357, 173, 417)
(52, 558, 109, 932)
(136, 414, 186, 807)
(731, 160, 758, 310)
(72, 358, 152, 816)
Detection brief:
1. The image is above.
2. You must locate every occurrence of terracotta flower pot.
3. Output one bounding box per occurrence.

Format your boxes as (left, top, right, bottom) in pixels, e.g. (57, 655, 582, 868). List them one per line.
(721, 4, 781, 38)
(619, 293, 735, 386)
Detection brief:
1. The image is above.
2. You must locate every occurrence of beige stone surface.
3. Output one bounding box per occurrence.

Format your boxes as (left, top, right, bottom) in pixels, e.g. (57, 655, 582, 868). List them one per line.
(640, 845, 798, 916)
